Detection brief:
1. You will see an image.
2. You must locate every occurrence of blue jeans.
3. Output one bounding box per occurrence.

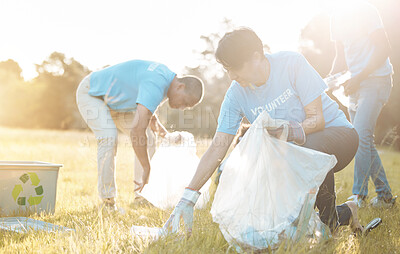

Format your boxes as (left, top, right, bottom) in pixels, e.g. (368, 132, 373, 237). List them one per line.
(349, 75, 393, 199)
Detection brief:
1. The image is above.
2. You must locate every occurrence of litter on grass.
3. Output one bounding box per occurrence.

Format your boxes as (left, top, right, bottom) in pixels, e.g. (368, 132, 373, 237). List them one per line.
(130, 225, 162, 241)
(0, 217, 74, 233)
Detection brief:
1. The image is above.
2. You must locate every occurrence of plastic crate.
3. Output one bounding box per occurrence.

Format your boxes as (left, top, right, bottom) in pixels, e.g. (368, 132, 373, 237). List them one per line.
(0, 161, 62, 215)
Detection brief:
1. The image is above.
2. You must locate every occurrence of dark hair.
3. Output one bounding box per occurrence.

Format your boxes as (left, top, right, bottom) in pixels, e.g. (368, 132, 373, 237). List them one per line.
(215, 27, 264, 69)
(177, 75, 204, 105)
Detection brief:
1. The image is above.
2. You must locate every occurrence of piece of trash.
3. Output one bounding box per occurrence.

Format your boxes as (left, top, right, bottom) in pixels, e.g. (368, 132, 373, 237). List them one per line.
(324, 71, 351, 90)
(130, 225, 162, 241)
(324, 71, 352, 108)
(138, 215, 147, 220)
(0, 217, 74, 233)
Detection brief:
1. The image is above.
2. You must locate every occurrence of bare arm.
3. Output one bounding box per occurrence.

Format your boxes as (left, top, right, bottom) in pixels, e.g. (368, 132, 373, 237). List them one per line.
(149, 114, 168, 138)
(301, 96, 325, 135)
(131, 104, 153, 192)
(188, 132, 235, 191)
(329, 41, 348, 75)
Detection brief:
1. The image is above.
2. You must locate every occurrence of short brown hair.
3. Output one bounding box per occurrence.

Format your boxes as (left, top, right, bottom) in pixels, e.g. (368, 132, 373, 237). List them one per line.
(178, 75, 204, 106)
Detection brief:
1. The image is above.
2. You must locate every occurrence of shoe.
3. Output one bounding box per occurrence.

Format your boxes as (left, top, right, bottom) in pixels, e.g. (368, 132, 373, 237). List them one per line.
(347, 194, 367, 208)
(370, 195, 397, 208)
(134, 193, 154, 207)
(101, 198, 118, 212)
(100, 198, 126, 214)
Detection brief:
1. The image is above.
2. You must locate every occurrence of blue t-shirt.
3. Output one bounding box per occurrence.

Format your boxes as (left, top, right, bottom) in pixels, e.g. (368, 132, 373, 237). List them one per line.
(217, 51, 353, 135)
(330, 1, 393, 78)
(89, 60, 176, 113)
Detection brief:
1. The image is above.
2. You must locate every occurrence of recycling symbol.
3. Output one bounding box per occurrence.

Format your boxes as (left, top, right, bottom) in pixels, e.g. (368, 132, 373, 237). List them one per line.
(11, 173, 44, 206)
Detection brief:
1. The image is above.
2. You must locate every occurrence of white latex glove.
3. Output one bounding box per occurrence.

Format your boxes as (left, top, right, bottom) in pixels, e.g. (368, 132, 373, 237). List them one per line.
(161, 188, 200, 235)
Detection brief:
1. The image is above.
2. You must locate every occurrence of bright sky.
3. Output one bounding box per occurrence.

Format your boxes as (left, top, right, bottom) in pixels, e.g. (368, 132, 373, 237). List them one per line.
(0, 0, 331, 80)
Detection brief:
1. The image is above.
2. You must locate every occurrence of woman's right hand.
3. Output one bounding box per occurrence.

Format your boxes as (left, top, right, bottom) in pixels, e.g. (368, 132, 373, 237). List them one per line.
(134, 166, 151, 192)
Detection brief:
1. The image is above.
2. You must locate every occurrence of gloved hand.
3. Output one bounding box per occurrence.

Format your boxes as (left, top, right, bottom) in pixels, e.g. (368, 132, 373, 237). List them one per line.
(267, 121, 306, 145)
(161, 188, 200, 235)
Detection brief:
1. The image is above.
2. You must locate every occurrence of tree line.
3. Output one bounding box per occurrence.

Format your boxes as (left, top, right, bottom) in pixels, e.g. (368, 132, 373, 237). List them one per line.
(0, 1, 399, 149)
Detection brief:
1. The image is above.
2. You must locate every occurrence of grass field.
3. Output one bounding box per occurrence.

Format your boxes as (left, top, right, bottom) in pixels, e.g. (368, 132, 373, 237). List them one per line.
(0, 127, 399, 253)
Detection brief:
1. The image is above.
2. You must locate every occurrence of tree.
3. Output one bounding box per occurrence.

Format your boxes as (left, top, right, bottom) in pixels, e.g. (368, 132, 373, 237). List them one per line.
(158, 19, 234, 137)
(0, 59, 23, 82)
(158, 19, 271, 137)
(31, 52, 90, 129)
(0, 59, 39, 128)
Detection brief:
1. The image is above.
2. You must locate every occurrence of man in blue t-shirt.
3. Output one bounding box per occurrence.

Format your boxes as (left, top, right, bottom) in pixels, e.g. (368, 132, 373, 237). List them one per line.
(76, 60, 204, 210)
(330, 1, 395, 208)
(163, 28, 367, 235)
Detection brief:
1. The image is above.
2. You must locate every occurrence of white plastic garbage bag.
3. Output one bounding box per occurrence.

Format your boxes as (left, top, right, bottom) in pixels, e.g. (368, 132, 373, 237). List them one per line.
(211, 111, 336, 251)
(140, 131, 210, 210)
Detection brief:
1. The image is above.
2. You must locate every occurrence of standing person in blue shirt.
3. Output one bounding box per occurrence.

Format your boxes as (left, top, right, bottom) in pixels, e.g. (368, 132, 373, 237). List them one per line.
(330, 0, 396, 208)
(76, 60, 204, 210)
(162, 28, 366, 235)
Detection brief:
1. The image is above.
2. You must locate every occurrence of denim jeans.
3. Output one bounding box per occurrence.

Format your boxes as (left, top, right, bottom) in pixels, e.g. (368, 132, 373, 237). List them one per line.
(76, 74, 157, 199)
(349, 75, 393, 199)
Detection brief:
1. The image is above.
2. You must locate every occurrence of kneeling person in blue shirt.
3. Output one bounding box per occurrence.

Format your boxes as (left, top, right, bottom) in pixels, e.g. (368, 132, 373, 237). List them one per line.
(163, 28, 366, 236)
(76, 60, 204, 210)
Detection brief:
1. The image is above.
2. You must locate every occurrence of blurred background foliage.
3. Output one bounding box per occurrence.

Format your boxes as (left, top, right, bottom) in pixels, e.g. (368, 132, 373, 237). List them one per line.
(0, 0, 398, 149)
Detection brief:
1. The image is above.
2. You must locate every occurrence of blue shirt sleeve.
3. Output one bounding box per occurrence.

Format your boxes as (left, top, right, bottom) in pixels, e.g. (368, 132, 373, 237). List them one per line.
(291, 54, 328, 106)
(216, 91, 243, 135)
(136, 77, 166, 114)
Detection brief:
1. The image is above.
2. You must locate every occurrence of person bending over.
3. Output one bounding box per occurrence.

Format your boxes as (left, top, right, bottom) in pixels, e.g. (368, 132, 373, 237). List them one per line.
(76, 60, 204, 210)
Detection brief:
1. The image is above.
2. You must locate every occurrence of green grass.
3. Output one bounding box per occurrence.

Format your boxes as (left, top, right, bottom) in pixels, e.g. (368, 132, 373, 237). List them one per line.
(0, 127, 399, 253)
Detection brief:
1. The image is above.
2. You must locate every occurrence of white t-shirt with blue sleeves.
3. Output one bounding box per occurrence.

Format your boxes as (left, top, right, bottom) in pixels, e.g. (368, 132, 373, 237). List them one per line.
(217, 52, 353, 135)
(89, 60, 176, 113)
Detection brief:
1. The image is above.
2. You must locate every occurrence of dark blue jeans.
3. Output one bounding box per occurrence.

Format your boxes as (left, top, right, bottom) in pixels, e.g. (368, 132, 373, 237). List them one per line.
(303, 126, 359, 231)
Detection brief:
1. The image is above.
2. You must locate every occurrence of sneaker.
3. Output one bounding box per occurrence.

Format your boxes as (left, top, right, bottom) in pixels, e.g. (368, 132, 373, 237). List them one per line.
(347, 194, 367, 208)
(101, 198, 117, 212)
(101, 198, 126, 214)
(370, 195, 397, 208)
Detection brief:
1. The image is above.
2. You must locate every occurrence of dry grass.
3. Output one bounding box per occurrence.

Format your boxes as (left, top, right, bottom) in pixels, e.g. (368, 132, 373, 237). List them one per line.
(0, 127, 399, 253)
